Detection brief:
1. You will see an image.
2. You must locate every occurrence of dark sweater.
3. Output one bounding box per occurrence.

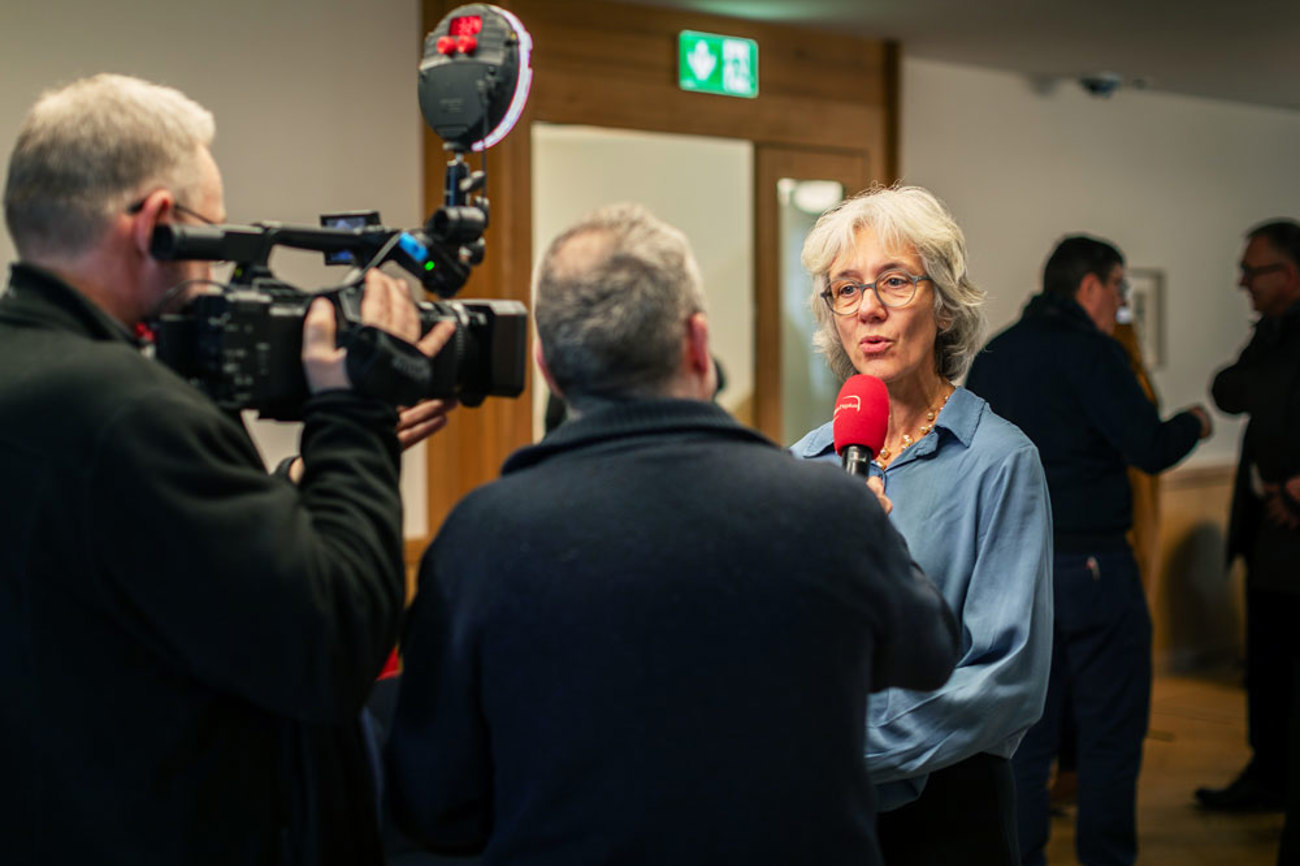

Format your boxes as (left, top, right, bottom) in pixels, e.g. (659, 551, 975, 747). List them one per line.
(0, 264, 405, 865)
(1212, 301, 1300, 589)
(966, 292, 1202, 548)
(386, 399, 958, 866)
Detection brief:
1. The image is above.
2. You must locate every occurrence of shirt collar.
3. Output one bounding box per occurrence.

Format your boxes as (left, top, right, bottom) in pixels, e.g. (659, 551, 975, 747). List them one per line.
(790, 386, 981, 460)
(3, 262, 143, 348)
(504, 398, 771, 474)
(1024, 291, 1097, 333)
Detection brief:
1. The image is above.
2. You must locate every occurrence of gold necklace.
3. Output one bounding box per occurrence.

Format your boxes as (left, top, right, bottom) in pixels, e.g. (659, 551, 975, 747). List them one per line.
(875, 388, 953, 468)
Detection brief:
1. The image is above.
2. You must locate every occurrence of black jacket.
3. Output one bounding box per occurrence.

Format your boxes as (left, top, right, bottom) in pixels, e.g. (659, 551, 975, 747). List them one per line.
(967, 292, 1202, 548)
(0, 264, 405, 865)
(386, 399, 959, 866)
(1212, 301, 1300, 589)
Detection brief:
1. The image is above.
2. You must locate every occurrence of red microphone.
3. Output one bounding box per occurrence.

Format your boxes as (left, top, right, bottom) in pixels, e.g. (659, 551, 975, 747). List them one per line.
(833, 374, 889, 476)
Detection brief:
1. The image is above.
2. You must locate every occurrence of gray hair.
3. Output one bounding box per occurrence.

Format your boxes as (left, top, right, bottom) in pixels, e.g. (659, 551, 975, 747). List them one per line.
(534, 203, 706, 410)
(4, 73, 216, 260)
(802, 185, 985, 382)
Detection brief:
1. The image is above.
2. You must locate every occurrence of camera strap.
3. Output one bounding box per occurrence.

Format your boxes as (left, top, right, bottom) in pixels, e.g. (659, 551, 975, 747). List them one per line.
(343, 326, 432, 408)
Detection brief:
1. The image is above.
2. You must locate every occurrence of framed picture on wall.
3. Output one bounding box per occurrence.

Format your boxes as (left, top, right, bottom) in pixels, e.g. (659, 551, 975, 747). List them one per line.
(1121, 268, 1165, 370)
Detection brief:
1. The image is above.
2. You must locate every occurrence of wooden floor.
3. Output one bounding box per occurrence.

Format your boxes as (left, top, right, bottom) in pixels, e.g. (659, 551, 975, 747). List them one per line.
(1044, 671, 1284, 865)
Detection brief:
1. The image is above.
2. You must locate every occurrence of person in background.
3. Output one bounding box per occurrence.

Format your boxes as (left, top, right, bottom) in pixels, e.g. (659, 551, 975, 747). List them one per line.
(967, 234, 1211, 865)
(1050, 315, 1163, 813)
(386, 202, 960, 865)
(1197, 221, 1300, 846)
(791, 185, 1054, 866)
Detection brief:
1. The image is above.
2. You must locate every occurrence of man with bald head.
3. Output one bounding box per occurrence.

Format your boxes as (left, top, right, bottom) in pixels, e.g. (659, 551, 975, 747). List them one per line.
(386, 202, 960, 865)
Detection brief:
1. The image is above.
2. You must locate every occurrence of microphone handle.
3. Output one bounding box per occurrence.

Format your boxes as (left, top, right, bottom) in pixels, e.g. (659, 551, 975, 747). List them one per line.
(841, 444, 874, 476)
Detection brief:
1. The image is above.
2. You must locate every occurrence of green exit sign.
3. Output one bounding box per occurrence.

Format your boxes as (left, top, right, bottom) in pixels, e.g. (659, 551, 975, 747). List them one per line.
(678, 30, 759, 98)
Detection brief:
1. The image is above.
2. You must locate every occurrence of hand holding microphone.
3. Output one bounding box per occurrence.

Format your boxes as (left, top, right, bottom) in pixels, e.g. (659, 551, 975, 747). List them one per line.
(833, 374, 892, 514)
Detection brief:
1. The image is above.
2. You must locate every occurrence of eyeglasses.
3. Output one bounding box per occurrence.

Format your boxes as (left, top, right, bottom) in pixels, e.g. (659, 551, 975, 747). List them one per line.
(1239, 263, 1288, 282)
(125, 196, 219, 226)
(821, 269, 932, 315)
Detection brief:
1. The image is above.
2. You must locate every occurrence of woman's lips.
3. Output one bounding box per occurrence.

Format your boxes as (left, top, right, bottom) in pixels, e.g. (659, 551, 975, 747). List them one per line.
(859, 336, 892, 356)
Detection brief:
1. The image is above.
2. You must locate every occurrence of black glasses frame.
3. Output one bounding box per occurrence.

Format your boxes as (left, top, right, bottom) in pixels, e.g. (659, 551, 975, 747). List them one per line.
(1239, 263, 1288, 282)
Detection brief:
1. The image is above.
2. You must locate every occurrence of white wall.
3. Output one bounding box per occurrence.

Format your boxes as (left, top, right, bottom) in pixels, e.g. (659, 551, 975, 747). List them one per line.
(1, 0, 431, 535)
(900, 56, 1300, 466)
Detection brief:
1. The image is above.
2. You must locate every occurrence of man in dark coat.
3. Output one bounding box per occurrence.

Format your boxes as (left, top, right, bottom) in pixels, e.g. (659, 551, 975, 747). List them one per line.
(0, 73, 452, 865)
(966, 235, 1211, 866)
(1196, 220, 1300, 825)
(386, 203, 961, 866)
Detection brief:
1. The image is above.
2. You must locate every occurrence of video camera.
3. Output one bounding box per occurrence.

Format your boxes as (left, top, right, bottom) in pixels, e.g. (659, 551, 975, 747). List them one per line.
(151, 3, 533, 421)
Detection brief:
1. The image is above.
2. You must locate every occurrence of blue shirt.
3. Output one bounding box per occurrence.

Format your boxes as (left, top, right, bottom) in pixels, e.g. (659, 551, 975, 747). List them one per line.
(791, 387, 1054, 810)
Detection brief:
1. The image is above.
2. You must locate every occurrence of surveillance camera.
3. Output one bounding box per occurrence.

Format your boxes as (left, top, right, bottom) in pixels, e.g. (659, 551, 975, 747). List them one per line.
(1079, 72, 1123, 98)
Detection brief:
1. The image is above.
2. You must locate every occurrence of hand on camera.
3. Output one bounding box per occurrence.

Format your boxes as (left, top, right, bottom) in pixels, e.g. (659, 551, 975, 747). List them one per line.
(396, 398, 459, 449)
(301, 269, 457, 395)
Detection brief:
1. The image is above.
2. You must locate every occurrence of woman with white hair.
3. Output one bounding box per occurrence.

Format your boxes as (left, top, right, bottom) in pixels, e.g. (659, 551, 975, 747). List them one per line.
(791, 185, 1053, 865)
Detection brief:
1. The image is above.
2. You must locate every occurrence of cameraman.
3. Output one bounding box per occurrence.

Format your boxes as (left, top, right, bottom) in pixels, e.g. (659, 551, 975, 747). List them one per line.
(0, 74, 453, 865)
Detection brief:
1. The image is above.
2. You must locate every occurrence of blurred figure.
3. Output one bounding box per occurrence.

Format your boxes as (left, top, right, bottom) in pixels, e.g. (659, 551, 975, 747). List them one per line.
(1050, 320, 1162, 812)
(1198, 220, 1300, 828)
(968, 235, 1212, 866)
(386, 203, 959, 865)
(791, 185, 1054, 866)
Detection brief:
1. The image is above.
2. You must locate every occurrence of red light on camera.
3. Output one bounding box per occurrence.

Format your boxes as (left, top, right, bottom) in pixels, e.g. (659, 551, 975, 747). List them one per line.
(449, 15, 483, 37)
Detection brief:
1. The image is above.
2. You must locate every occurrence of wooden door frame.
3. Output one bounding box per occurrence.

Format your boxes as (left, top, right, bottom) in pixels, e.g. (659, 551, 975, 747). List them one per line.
(415, 0, 897, 555)
(752, 145, 875, 441)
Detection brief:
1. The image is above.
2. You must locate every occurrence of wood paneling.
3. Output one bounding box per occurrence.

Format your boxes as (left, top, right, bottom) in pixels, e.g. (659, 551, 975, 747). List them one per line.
(506, 0, 891, 138)
(415, 112, 536, 552)
(417, 0, 897, 540)
(1150, 461, 1242, 673)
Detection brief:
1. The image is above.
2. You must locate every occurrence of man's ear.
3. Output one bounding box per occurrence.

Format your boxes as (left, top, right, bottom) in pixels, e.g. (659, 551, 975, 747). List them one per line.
(534, 337, 561, 398)
(685, 313, 711, 374)
(1284, 260, 1300, 298)
(684, 312, 718, 399)
(1074, 272, 1103, 312)
(128, 190, 172, 259)
(1076, 272, 1100, 301)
